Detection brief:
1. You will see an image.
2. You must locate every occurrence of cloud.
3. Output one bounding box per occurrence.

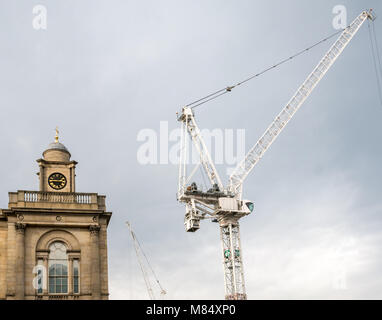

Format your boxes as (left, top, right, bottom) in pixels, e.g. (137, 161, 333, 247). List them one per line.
(109, 171, 382, 299)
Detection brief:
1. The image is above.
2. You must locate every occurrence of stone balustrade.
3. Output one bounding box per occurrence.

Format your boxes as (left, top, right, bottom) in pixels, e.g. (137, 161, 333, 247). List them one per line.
(8, 190, 106, 210)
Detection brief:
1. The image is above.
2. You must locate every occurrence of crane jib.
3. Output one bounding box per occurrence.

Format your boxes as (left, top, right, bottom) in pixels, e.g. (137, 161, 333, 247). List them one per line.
(228, 10, 374, 196)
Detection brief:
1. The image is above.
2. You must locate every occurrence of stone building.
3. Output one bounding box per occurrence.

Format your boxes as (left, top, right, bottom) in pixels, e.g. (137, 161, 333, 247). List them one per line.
(0, 133, 112, 300)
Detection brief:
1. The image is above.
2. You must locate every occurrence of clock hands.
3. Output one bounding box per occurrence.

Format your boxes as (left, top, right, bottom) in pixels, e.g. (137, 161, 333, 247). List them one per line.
(48, 173, 67, 190)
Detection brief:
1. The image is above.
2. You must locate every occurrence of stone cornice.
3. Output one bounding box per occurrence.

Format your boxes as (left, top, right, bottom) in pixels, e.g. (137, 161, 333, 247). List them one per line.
(6, 208, 109, 214)
(36, 158, 78, 166)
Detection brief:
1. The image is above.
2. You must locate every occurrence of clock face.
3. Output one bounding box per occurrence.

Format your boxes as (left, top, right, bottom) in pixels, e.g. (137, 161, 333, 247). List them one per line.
(48, 173, 67, 190)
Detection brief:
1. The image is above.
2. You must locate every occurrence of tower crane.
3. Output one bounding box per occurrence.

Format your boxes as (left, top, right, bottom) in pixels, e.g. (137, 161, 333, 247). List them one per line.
(126, 221, 166, 299)
(177, 10, 375, 300)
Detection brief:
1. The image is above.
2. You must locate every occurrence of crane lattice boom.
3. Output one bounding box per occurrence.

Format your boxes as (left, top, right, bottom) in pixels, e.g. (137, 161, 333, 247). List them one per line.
(229, 10, 373, 195)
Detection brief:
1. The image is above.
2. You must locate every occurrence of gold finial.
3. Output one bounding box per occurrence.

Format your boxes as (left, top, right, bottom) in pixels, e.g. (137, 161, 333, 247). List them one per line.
(55, 127, 59, 143)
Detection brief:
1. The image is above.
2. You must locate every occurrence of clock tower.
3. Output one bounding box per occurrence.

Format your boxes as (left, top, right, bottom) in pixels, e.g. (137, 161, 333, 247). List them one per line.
(0, 130, 112, 300)
(37, 129, 77, 193)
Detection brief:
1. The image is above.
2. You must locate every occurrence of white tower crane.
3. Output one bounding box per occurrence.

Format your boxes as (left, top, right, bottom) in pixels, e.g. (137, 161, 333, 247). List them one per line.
(177, 10, 375, 300)
(126, 221, 166, 299)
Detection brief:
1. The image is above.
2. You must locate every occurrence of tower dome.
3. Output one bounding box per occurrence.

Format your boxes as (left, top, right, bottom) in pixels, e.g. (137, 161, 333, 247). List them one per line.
(42, 128, 71, 162)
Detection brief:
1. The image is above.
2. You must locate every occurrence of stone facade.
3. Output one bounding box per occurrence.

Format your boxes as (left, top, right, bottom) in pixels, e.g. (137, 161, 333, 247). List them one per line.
(0, 137, 112, 300)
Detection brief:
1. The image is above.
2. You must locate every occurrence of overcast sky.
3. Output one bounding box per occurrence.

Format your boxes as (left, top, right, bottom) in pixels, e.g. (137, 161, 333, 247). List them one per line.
(0, 0, 381, 299)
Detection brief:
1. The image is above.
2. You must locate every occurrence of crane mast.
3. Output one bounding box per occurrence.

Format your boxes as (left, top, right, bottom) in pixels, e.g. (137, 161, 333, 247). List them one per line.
(177, 10, 374, 300)
(220, 218, 246, 299)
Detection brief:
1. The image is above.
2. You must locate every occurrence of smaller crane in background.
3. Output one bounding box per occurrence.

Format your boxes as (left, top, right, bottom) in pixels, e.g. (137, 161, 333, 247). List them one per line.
(126, 221, 166, 300)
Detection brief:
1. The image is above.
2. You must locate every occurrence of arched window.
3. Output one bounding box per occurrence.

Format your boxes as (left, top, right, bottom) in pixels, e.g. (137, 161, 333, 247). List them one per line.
(48, 241, 68, 294)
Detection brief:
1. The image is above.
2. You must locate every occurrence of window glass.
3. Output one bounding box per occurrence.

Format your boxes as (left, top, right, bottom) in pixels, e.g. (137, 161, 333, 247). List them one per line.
(48, 242, 68, 294)
(73, 259, 80, 294)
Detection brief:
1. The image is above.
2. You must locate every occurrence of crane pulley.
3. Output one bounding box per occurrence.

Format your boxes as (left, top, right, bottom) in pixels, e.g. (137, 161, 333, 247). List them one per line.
(177, 10, 375, 300)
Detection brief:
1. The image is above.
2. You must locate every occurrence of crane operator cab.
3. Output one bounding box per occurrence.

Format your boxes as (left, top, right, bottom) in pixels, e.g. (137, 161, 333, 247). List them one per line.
(243, 201, 254, 214)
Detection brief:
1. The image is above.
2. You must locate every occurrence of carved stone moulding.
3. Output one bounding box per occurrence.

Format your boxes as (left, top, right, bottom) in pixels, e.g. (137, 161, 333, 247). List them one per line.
(89, 225, 101, 235)
(15, 222, 26, 234)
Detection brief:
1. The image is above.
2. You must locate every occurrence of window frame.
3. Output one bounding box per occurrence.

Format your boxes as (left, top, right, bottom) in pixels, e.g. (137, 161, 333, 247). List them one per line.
(72, 259, 80, 295)
(35, 233, 81, 298)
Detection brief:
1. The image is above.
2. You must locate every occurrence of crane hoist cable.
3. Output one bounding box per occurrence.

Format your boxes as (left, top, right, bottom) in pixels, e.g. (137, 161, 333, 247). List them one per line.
(371, 20, 382, 78)
(186, 26, 355, 110)
(368, 19, 382, 107)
